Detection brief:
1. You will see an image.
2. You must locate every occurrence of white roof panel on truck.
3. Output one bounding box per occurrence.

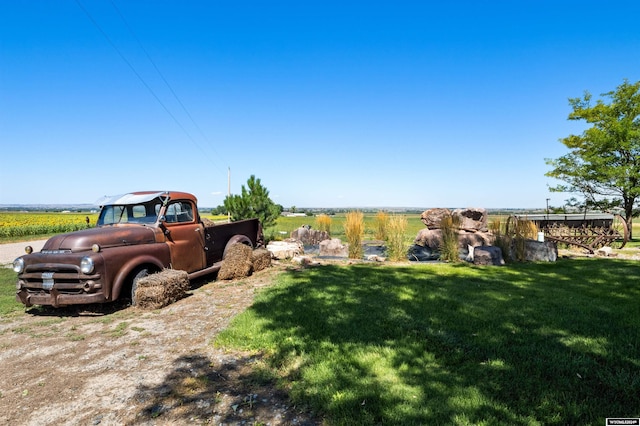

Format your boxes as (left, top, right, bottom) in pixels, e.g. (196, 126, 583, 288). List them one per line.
(94, 192, 167, 206)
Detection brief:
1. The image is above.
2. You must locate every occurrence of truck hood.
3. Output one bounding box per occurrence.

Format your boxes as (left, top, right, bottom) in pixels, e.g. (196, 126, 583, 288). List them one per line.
(42, 226, 158, 252)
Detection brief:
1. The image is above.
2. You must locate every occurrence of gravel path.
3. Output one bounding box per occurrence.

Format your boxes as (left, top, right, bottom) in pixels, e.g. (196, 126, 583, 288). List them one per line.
(0, 240, 48, 267)
(1, 237, 320, 425)
(0, 265, 320, 425)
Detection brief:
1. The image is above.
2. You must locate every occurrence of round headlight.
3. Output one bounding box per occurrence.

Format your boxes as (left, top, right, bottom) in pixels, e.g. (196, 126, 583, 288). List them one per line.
(13, 258, 25, 273)
(80, 257, 95, 274)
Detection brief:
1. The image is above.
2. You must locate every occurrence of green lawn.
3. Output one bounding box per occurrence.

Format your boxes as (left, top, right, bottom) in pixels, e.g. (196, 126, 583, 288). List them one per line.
(0, 268, 22, 316)
(215, 259, 640, 425)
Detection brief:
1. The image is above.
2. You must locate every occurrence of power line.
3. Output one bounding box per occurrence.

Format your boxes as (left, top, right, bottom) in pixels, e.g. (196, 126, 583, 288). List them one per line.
(108, 0, 228, 169)
(74, 0, 227, 173)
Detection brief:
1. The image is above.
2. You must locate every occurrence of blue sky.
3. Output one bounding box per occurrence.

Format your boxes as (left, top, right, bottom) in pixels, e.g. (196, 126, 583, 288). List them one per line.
(2, 1, 640, 209)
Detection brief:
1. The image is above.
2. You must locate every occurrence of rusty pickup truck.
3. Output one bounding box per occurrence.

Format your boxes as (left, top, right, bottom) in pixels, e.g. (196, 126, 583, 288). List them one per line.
(14, 191, 262, 307)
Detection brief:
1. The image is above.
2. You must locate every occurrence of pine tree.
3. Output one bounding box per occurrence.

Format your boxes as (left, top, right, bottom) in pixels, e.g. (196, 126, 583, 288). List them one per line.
(223, 175, 281, 228)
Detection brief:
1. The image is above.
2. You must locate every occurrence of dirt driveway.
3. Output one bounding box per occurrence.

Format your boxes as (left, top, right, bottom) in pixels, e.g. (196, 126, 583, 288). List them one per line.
(0, 265, 320, 425)
(0, 240, 48, 267)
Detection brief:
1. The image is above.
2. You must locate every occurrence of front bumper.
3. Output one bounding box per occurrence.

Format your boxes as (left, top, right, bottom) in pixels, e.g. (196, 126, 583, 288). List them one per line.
(16, 267, 105, 307)
(16, 289, 107, 307)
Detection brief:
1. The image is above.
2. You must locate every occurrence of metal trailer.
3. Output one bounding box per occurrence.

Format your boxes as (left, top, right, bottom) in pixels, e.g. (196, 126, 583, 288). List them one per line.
(510, 213, 629, 253)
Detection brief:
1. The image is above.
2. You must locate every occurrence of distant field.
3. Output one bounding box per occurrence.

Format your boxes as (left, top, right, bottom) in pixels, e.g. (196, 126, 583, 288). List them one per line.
(0, 212, 98, 240)
(2, 211, 638, 249)
(264, 213, 518, 244)
(264, 213, 423, 243)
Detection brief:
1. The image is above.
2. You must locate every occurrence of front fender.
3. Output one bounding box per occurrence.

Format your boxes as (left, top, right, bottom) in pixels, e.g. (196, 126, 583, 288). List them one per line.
(111, 254, 167, 300)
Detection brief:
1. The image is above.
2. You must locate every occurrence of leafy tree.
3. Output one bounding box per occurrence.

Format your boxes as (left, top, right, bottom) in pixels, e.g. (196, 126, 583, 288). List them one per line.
(545, 79, 640, 238)
(223, 175, 281, 228)
(210, 205, 227, 215)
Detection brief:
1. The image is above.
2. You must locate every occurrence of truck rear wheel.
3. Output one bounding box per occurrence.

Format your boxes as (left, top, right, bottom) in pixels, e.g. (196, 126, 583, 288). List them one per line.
(130, 268, 149, 306)
(223, 235, 253, 259)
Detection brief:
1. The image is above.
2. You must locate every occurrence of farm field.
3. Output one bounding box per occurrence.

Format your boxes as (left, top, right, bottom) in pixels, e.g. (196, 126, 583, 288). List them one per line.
(2, 210, 639, 250)
(0, 212, 98, 241)
(0, 212, 227, 243)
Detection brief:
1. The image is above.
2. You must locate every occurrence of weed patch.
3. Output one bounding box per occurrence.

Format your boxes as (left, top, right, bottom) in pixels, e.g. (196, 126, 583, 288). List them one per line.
(104, 321, 130, 338)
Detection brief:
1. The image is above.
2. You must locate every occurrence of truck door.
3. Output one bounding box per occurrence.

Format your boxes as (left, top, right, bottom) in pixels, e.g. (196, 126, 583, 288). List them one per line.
(163, 201, 206, 272)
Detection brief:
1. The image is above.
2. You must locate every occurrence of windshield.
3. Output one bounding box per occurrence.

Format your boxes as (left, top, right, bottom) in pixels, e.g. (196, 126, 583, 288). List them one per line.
(97, 200, 162, 226)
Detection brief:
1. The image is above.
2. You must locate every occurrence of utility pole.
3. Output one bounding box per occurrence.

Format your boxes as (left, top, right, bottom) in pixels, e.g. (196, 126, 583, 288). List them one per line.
(546, 198, 550, 219)
(227, 167, 231, 223)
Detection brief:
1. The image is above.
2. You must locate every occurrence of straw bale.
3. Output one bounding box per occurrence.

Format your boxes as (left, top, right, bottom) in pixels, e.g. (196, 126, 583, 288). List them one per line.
(134, 269, 189, 310)
(218, 243, 253, 280)
(251, 248, 272, 272)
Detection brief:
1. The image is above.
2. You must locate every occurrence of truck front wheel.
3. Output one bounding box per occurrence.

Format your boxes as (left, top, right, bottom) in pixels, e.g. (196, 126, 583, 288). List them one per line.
(130, 268, 149, 306)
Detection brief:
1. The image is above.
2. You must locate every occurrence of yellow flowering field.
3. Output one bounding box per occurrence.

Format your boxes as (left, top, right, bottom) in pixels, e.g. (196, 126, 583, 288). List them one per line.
(0, 212, 98, 238)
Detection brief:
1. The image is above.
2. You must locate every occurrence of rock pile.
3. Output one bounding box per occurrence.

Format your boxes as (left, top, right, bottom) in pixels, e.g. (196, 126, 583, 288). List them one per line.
(266, 240, 304, 259)
(319, 238, 349, 257)
(519, 239, 558, 262)
(414, 207, 497, 263)
(412, 207, 557, 264)
(291, 225, 330, 245)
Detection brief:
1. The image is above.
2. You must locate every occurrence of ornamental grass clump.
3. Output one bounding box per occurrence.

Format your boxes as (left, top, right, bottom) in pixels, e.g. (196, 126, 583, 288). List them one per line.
(315, 214, 332, 234)
(374, 211, 389, 241)
(344, 211, 364, 259)
(508, 217, 538, 262)
(490, 217, 512, 262)
(385, 214, 408, 261)
(439, 213, 461, 262)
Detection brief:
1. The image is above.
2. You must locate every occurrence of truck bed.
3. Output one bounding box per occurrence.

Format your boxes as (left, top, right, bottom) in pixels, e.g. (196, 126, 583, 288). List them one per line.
(203, 218, 262, 265)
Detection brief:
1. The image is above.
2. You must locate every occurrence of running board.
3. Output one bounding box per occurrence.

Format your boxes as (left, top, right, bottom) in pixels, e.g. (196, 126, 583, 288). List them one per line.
(187, 261, 223, 281)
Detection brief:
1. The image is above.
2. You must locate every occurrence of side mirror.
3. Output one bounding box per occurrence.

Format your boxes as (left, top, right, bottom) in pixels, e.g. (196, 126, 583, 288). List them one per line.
(159, 215, 167, 223)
